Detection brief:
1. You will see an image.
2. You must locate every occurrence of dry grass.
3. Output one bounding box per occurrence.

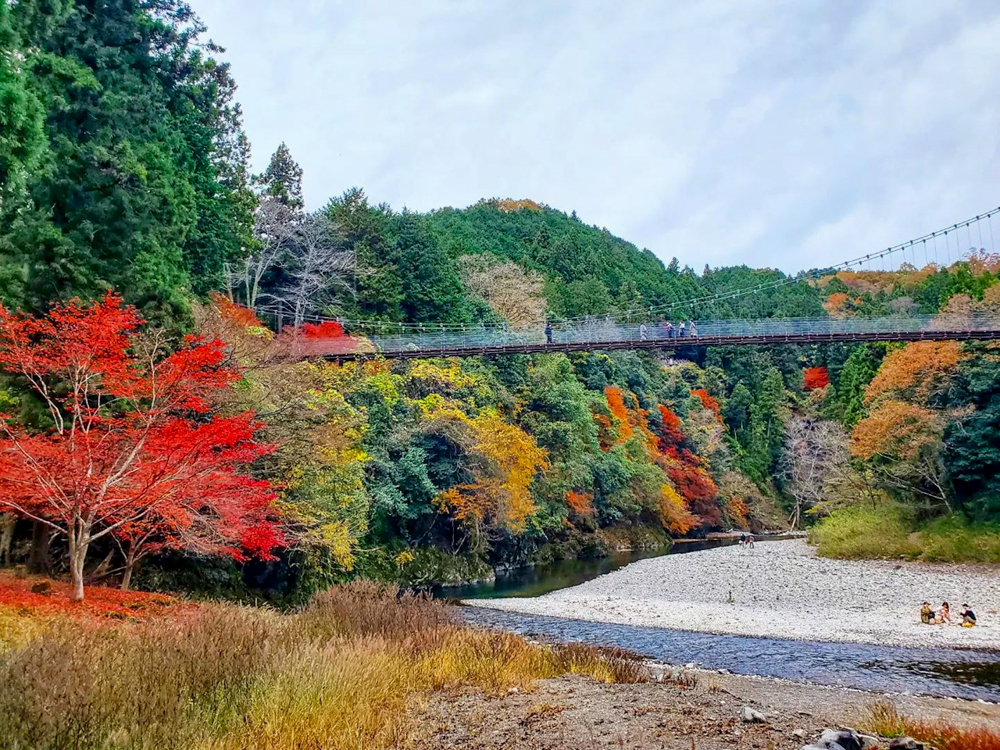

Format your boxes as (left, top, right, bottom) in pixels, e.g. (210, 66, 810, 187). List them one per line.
(0, 580, 649, 750)
(866, 700, 1000, 750)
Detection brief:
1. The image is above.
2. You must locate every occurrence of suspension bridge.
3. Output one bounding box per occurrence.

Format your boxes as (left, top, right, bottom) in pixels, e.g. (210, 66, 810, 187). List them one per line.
(273, 206, 1000, 361)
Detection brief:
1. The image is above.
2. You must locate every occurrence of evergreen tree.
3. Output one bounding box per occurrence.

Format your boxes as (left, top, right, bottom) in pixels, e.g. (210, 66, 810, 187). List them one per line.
(1, 0, 254, 324)
(259, 142, 304, 211)
(393, 213, 468, 324)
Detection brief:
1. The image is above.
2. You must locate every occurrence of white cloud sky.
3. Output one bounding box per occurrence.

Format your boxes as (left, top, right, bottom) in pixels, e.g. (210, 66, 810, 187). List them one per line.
(191, 0, 1000, 273)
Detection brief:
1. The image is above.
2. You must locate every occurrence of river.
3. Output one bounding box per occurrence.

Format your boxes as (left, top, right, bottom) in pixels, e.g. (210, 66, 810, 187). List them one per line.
(446, 540, 1000, 702)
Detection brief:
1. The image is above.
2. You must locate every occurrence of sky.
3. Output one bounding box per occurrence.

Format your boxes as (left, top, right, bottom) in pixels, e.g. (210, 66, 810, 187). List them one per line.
(192, 0, 1000, 274)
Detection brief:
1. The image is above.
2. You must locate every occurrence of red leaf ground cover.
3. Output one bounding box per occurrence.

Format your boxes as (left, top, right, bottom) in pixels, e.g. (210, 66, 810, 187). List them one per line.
(0, 573, 185, 620)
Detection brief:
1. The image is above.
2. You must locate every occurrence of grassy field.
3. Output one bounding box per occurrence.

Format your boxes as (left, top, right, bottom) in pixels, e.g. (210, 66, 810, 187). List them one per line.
(0, 578, 646, 750)
(809, 504, 1000, 563)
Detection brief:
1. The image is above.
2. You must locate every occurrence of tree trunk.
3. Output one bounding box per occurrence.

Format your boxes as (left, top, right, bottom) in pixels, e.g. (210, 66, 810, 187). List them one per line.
(0, 513, 14, 565)
(120, 548, 137, 592)
(28, 521, 52, 574)
(67, 530, 89, 602)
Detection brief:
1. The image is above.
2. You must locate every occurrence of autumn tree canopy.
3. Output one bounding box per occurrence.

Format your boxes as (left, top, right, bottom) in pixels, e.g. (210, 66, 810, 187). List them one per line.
(0, 295, 282, 600)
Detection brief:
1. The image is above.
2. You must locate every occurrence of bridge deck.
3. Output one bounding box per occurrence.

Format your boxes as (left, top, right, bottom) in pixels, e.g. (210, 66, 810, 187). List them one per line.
(320, 327, 1000, 361)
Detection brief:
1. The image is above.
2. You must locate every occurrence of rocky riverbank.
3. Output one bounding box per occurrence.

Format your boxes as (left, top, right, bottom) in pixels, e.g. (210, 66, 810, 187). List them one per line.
(411, 666, 1000, 749)
(472, 539, 1000, 648)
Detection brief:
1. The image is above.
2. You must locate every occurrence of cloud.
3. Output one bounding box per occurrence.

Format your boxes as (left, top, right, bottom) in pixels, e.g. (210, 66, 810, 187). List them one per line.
(192, 0, 1000, 273)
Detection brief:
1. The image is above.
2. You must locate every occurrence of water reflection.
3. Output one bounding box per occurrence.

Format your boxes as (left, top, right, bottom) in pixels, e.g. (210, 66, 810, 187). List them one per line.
(462, 607, 1000, 702)
(438, 539, 735, 600)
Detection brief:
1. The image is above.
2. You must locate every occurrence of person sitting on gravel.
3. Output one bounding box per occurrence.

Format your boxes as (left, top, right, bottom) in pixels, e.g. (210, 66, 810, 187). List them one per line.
(920, 601, 934, 624)
(960, 604, 977, 627)
(936, 601, 952, 624)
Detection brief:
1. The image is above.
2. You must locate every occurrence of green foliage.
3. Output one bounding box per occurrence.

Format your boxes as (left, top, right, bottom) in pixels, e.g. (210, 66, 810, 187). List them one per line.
(0, 0, 253, 323)
(811, 504, 1000, 563)
(827, 343, 884, 424)
(424, 199, 703, 319)
(258, 142, 304, 210)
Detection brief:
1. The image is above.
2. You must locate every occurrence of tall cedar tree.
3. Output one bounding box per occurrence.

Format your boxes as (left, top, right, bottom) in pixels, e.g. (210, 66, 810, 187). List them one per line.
(0, 0, 253, 324)
(259, 142, 305, 211)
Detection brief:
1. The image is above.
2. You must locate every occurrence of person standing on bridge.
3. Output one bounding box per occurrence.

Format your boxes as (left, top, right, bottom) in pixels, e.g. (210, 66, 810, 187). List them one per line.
(678, 321, 686, 337)
(639, 323, 648, 341)
(665, 321, 674, 338)
(545, 322, 553, 345)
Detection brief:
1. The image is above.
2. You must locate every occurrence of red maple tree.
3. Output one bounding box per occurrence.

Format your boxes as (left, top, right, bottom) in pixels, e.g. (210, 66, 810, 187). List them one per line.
(0, 295, 282, 600)
(803, 366, 830, 391)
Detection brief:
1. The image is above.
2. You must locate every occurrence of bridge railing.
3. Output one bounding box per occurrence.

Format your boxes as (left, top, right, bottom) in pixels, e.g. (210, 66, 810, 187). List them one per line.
(346, 312, 1000, 355)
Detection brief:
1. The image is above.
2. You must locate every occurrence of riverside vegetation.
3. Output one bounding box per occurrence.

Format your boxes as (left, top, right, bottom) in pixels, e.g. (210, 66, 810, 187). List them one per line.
(1, 0, 1000, 605)
(3, 1, 1000, 747)
(0, 580, 647, 750)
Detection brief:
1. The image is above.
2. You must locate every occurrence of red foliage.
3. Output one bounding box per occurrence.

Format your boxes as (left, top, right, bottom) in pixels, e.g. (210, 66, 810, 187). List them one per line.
(0, 295, 284, 600)
(277, 320, 359, 355)
(0, 573, 186, 620)
(300, 320, 345, 339)
(803, 366, 830, 391)
(657, 405, 686, 451)
(690, 389, 721, 418)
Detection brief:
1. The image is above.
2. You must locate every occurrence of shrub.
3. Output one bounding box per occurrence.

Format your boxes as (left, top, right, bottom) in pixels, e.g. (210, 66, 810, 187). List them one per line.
(0, 582, 648, 749)
(866, 700, 1000, 750)
(810, 505, 1000, 563)
(809, 504, 919, 560)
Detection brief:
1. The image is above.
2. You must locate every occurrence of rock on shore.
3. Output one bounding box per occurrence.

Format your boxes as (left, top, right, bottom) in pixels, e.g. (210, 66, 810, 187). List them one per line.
(473, 539, 1000, 648)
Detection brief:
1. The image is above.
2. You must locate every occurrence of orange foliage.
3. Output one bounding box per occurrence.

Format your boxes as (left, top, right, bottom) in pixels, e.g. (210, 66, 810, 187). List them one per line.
(657, 405, 685, 449)
(690, 389, 721, 418)
(210, 293, 264, 328)
(604, 387, 634, 442)
(966, 249, 1000, 274)
(724, 495, 750, 529)
(657, 484, 697, 534)
(495, 198, 542, 213)
(823, 292, 851, 316)
(565, 490, 595, 518)
(864, 341, 964, 405)
(851, 400, 943, 461)
(802, 366, 830, 391)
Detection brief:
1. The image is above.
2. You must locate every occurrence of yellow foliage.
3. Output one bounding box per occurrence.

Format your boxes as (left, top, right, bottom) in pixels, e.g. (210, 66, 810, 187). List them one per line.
(393, 550, 415, 567)
(657, 484, 697, 535)
(318, 522, 357, 570)
(430, 408, 548, 533)
(495, 198, 542, 213)
(408, 360, 480, 391)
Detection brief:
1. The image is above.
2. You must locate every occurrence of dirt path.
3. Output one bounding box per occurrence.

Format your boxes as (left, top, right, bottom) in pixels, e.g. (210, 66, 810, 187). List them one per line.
(410, 670, 1000, 749)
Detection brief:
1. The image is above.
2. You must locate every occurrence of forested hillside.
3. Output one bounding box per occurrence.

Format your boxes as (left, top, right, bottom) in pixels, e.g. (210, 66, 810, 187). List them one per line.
(1, 0, 998, 604)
